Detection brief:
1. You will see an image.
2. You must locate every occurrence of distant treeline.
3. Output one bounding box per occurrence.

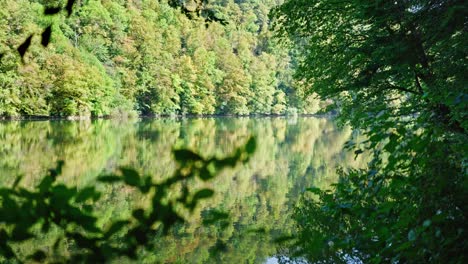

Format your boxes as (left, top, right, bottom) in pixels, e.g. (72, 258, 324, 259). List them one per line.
(0, 0, 322, 118)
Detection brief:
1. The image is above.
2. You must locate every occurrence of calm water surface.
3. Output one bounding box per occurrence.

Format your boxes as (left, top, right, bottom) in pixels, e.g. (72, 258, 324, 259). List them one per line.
(0, 117, 365, 263)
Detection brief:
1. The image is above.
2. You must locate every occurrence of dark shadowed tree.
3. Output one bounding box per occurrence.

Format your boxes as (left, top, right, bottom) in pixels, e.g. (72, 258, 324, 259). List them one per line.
(272, 0, 467, 262)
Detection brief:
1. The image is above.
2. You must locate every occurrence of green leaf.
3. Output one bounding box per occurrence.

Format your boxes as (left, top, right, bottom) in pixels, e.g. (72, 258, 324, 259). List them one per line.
(51, 184, 76, 202)
(11, 227, 34, 242)
(44, 7, 61, 15)
(68, 232, 96, 249)
(28, 250, 47, 262)
(17, 35, 33, 59)
(132, 209, 146, 223)
(49, 160, 65, 179)
(198, 165, 214, 181)
(140, 176, 152, 193)
(65, 0, 76, 17)
(41, 25, 52, 47)
(192, 189, 214, 202)
(173, 149, 203, 162)
(38, 176, 54, 194)
(120, 167, 141, 187)
(306, 187, 321, 194)
(104, 220, 130, 238)
(354, 149, 363, 159)
(12, 175, 23, 189)
(215, 156, 238, 168)
(98, 175, 122, 183)
(245, 137, 256, 154)
(75, 187, 100, 203)
(0, 230, 14, 258)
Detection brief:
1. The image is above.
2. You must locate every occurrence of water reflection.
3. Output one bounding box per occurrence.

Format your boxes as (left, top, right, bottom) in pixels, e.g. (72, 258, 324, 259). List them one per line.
(0, 117, 366, 263)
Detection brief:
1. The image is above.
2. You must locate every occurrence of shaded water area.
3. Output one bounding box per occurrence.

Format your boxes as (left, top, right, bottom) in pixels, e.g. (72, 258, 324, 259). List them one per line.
(0, 117, 366, 263)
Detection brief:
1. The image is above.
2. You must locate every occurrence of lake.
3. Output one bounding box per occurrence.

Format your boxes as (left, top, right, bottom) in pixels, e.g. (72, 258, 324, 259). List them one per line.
(0, 117, 366, 263)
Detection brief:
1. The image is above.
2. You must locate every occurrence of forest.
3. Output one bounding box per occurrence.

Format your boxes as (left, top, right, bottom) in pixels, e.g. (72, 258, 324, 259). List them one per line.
(0, 0, 467, 263)
(0, 0, 322, 118)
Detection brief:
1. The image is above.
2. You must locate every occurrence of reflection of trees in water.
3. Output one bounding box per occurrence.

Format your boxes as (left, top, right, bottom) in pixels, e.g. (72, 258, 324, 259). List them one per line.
(0, 117, 367, 262)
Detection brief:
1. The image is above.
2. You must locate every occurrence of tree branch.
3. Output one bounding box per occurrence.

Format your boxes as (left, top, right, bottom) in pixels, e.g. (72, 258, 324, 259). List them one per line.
(385, 81, 423, 95)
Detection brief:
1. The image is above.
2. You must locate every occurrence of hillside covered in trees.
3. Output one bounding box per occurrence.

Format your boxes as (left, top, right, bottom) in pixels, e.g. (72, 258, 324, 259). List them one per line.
(0, 0, 317, 117)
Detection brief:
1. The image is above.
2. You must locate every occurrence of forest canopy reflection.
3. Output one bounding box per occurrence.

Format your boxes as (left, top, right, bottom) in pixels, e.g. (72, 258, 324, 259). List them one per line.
(0, 117, 366, 263)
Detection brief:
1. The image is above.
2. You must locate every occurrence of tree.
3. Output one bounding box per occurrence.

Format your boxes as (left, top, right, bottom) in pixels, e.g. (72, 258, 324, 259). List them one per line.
(1, 0, 303, 118)
(272, 0, 467, 262)
(273, 0, 466, 130)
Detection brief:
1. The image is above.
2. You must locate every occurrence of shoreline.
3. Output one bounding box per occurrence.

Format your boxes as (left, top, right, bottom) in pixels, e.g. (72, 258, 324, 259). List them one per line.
(0, 112, 336, 121)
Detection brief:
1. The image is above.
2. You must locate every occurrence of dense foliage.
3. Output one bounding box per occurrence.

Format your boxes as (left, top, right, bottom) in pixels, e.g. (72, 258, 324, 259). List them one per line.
(273, 0, 467, 262)
(0, 0, 316, 117)
(2, 0, 466, 262)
